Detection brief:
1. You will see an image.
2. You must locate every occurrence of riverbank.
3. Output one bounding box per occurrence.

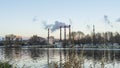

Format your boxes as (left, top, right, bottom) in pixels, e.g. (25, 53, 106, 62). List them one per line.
(0, 44, 120, 49)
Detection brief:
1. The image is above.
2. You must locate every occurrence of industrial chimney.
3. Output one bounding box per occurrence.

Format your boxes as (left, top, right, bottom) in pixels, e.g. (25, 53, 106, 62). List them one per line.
(93, 25, 95, 45)
(48, 28, 50, 45)
(69, 25, 71, 44)
(64, 26, 66, 47)
(60, 26, 62, 42)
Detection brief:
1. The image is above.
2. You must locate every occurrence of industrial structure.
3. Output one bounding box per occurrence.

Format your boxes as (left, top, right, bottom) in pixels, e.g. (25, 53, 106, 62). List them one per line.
(48, 25, 71, 48)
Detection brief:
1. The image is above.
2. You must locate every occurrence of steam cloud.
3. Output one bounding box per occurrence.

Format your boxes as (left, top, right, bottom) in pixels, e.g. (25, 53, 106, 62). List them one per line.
(43, 21, 53, 29)
(43, 21, 69, 32)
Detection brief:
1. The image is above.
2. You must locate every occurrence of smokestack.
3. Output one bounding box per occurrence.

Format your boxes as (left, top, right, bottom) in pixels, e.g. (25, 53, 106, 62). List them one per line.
(69, 25, 71, 43)
(48, 28, 50, 44)
(93, 25, 95, 45)
(64, 26, 66, 47)
(60, 26, 62, 42)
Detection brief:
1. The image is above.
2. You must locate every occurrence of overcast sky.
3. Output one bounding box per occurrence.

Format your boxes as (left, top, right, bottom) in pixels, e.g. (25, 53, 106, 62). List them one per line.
(0, 0, 120, 38)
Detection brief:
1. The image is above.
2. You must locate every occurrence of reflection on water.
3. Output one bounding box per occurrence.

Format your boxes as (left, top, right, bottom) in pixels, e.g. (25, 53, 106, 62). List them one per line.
(0, 47, 120, 68)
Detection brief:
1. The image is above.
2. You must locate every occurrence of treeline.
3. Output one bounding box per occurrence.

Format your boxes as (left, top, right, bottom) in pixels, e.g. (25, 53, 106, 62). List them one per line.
(0, 34, 47, 46)
(69, 31, 120, 45)
(0, 31, 120, 46)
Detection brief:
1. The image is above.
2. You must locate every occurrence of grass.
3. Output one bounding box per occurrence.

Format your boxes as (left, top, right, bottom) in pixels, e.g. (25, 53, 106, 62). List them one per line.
(0, 61, 12, 68)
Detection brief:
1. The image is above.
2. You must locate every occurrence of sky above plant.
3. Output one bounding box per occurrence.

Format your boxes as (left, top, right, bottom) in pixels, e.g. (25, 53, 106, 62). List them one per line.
(0, 0, 120, 38)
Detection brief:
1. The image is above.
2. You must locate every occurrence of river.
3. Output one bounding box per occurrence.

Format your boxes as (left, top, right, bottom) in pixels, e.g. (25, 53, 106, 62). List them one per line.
(0, 46, 120, 68)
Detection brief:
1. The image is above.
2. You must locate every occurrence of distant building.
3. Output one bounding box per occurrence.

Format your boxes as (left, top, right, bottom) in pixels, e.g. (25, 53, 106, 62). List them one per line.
(49, 36, 55, 44)
(29, 35, 47, 45)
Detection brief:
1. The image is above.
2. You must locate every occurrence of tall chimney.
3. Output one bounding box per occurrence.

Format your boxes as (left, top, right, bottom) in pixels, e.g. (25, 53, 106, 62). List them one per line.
(69, 25, 71, 44)
(60, 26, 62, 42)
(64, 26, 66, 47)
(93, 25, 95, 45)
(48, 28, 50, 44)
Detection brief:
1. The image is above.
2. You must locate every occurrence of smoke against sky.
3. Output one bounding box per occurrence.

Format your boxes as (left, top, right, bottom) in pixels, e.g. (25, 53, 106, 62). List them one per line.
(43, 21, 53, 29)
(43, 21, 69, 32)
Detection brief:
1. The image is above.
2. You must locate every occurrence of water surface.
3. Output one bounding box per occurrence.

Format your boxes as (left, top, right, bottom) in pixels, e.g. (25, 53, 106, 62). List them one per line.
(0, 46, 120, 68)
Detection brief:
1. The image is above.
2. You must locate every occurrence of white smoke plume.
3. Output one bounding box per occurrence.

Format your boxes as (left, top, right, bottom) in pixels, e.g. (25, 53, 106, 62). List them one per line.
(51, 21, 69, 32)
(43, 21, 69, 32)
(42, 21, 53, 29)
